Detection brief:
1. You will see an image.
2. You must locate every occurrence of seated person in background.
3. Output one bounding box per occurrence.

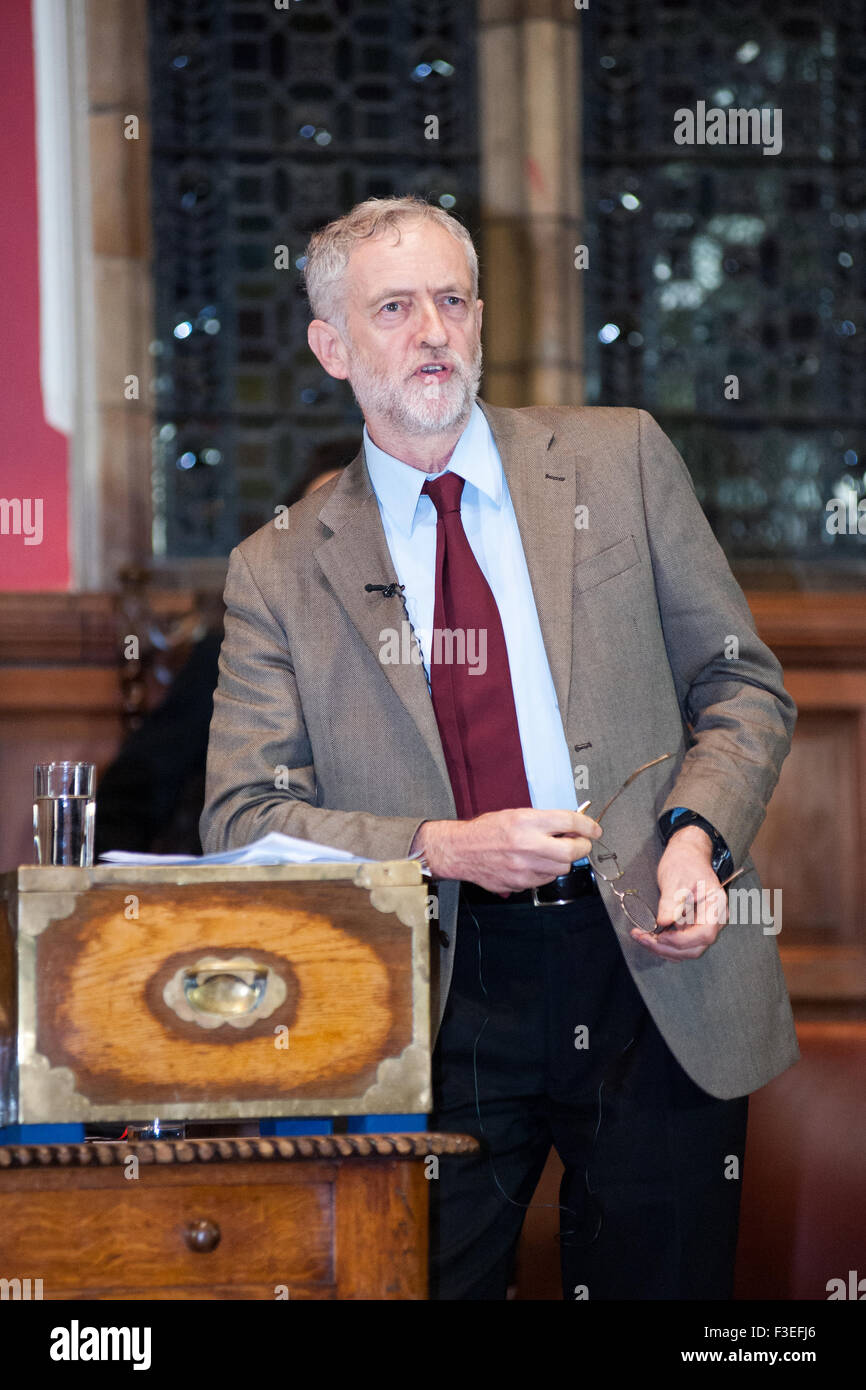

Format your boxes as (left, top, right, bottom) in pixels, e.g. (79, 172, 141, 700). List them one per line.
(93, 439, 358, 858)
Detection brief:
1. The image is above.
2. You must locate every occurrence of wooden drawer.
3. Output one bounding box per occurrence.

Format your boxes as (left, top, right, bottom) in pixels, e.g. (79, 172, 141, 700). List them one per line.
(0, 1135, 471, 1299)
(0, 1173, 335, 1294)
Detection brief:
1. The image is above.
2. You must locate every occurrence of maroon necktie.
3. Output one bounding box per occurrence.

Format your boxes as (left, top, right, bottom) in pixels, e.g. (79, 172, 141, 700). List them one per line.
(422, 472, 532, 819)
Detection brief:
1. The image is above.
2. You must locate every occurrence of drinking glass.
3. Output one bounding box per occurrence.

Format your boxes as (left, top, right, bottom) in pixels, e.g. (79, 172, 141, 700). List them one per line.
(33, 762, 96, 867)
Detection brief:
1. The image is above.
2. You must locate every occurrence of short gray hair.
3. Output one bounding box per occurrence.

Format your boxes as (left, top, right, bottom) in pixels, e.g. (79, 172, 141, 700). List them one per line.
(303, 195, 479, 331)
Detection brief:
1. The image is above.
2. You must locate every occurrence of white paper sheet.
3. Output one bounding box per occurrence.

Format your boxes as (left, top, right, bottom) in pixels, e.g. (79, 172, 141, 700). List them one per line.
(99, 831, 372, 867)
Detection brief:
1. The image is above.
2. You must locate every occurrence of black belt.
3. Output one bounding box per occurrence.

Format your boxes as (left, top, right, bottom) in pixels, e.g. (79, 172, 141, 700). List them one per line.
(460, 863, 599, 908)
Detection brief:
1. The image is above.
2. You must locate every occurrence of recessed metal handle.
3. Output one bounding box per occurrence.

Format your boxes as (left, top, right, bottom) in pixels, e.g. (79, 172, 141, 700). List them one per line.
(163, 955, 287, 1030)
(182, 967, 268, 1017)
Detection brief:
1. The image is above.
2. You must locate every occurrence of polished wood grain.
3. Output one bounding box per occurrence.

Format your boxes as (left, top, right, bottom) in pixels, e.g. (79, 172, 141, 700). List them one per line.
(1, 868, 426, 1122)
(0, 1180, 334, 1290)
(750, 668, 866, 1000)
(0, 1135, 475, 1300)
(335, 1161, 428, 1300)
(33, 881, 413, 1103)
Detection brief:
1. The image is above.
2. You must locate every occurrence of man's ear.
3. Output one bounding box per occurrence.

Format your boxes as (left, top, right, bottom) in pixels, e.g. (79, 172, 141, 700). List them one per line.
(308, 319, 350, 380)
(476, 297, 483, 333)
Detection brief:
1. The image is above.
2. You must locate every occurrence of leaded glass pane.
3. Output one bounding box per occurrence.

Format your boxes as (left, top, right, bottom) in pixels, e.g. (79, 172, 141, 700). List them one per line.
(582, 0, 866, 583)
(148, 0, 479, 559)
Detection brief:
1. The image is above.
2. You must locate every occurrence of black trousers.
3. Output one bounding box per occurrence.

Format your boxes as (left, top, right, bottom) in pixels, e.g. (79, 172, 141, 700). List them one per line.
(428, 891, 748, 1300)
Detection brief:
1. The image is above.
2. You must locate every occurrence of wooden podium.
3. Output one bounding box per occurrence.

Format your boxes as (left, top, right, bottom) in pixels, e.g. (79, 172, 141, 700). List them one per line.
(0, 1132, 476, 1300)
(0, 863, 478, 1299)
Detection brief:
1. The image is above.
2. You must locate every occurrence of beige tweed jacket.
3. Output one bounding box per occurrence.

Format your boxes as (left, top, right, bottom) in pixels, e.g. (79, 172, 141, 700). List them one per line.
(202, 399, 799, 1100)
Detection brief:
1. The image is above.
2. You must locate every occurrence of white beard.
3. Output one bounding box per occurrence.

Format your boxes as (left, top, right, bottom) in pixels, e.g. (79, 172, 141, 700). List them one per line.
(344, 332, 483, 437)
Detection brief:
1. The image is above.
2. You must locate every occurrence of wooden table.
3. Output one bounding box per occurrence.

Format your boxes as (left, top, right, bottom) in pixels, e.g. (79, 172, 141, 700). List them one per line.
(0, 1132, 478, 1300)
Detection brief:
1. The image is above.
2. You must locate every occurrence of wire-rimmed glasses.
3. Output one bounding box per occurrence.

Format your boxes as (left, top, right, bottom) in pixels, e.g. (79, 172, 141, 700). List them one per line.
(587, 754, 746, 935)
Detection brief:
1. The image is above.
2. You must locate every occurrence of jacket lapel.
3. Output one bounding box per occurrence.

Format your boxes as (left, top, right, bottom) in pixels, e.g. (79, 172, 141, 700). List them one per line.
(476, 399, 576, 727)
(314, 451, 455, 799)
(313, 397, 577, 794)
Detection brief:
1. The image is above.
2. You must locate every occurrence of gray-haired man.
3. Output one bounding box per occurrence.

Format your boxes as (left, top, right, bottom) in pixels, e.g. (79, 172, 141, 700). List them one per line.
(202, 196, 797, 1300)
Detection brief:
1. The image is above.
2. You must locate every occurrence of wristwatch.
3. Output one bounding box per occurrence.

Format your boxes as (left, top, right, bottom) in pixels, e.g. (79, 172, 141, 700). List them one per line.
(658, 807, 734, 881)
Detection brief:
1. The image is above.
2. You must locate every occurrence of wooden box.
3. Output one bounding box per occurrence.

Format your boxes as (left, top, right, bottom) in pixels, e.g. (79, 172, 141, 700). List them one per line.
(0, 861, 431, 1125)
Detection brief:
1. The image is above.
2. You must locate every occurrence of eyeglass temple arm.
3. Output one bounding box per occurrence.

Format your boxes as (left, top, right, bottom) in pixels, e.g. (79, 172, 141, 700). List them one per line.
(719, 866, 748, 890)
(592, 753, 675, 825)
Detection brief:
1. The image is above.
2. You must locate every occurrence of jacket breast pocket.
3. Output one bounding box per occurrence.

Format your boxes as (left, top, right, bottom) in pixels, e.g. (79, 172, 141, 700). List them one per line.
(573, 534, 641, 594)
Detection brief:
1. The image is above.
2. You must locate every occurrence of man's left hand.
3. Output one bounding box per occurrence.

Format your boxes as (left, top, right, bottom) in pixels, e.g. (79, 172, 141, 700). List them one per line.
(631, 824, 727, 960)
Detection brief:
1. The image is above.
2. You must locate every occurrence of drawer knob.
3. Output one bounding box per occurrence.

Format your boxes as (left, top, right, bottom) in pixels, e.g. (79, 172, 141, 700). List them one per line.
(184, 1218, 221, 1253)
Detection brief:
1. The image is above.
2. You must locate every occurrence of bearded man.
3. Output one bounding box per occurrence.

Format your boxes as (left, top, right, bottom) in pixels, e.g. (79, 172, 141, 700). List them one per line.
(202, 195, 797, 1301)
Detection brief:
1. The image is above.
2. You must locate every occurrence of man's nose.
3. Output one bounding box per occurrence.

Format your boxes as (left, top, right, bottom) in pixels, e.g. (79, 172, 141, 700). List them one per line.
(416, 300, 448, 344)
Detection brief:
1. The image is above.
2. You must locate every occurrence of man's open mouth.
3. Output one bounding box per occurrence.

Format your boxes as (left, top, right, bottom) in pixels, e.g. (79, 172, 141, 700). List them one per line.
(414, 363, 452, 379)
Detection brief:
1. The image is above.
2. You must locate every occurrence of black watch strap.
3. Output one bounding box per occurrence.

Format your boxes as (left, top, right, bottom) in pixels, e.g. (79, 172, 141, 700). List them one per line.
(658, 807, 734, 880)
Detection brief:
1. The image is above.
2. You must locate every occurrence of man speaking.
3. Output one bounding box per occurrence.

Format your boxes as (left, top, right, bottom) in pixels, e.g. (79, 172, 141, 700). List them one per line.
(201, 195, 798, 1300)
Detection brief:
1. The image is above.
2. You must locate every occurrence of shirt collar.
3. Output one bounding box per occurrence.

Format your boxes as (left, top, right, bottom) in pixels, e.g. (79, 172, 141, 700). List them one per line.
(363, 399, 503, 537)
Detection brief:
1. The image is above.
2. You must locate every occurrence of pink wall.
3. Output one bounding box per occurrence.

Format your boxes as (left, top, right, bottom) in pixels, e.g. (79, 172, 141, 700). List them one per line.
(0, 0, 69, 590)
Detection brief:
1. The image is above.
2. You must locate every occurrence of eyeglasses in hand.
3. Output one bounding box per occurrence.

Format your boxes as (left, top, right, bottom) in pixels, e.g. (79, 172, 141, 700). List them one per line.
(586, 754, 746, 935)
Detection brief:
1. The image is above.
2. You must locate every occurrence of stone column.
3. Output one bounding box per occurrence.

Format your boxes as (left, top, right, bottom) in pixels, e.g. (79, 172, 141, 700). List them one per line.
(478, 0, 584, 407)
(85, 0, 154, 586)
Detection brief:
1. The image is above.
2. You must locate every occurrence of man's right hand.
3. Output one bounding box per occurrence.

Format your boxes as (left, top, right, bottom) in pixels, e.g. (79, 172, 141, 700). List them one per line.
(410, 809, 603, 894)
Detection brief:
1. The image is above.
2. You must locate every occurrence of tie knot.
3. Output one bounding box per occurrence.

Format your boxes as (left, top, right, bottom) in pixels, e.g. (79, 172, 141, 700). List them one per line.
(422, 471, 465, 516)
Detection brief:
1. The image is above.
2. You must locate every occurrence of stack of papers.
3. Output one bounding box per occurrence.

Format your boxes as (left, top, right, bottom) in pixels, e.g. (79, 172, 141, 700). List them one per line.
(99, 831, 372, 867)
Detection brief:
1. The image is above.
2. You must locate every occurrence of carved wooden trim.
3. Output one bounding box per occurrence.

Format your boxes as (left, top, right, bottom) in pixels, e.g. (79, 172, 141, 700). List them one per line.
(0, 1133, 479, 1169)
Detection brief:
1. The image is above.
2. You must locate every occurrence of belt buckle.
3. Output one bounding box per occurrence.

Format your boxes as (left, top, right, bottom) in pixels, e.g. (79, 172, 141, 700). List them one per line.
(531, 884, 573, 908)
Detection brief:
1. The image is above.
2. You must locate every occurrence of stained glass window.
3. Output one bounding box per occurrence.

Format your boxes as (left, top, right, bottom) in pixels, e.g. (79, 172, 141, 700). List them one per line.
(148, 0, 479, 559)
(581, 0, 866, 584)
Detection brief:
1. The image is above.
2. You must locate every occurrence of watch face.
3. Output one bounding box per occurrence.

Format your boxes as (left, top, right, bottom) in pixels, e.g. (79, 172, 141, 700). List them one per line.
(714, 845, 733, 874)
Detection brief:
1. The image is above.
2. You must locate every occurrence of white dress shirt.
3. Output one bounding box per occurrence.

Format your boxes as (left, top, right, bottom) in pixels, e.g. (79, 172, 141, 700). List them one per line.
(363, 401, 581, 828)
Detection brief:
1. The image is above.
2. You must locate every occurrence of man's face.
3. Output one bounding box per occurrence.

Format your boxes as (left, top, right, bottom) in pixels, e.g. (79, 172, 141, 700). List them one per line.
(336, 220, 483, 437)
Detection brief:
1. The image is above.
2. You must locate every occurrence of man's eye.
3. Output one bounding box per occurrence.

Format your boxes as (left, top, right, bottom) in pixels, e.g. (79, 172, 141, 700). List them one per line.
(445, 297, 464, 307)
(382, 302, 403, 313)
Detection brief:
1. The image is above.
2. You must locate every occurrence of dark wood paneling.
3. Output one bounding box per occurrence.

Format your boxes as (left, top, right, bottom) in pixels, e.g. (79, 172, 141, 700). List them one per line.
(0, 591, 201, 665)
(0, 590, 204, 870)
(748, 592, 866, 669)
(0, 670, 124, 871)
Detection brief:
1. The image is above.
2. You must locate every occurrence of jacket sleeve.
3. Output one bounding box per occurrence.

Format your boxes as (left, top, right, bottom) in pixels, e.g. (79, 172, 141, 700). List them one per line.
(199, 544, 427, 859)
(637, 408, 797, 868)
